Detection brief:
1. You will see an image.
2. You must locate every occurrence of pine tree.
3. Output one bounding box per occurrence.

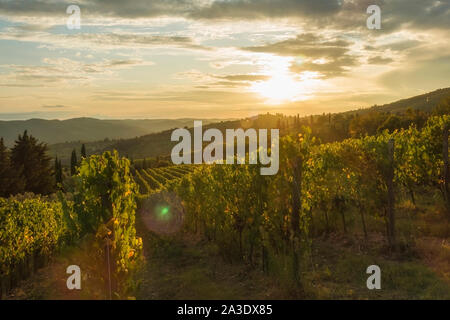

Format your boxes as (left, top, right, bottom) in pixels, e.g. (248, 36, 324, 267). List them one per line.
(81, 144, 87, 159)
(11, 130, 54, 195)
(70, 149, 78, 176)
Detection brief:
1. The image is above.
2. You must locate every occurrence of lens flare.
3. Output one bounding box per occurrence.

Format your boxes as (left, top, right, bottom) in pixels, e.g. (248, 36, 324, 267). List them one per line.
(157, 205, 171, 221)
(139, 192, 184, 235)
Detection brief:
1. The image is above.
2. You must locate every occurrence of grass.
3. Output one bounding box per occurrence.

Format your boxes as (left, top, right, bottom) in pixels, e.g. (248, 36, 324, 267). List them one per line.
(133, 185, 449, 300)
(304, 237, 450, 299)
(134, 221, 288, 300)
(5, 236, 107, 300)
(133, 206, 449, 300)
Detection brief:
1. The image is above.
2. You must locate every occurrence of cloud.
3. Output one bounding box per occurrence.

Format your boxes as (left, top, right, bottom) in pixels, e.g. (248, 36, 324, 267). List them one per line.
(378, 54, 450, 93)
(0, 0, 449, 33)
(90, 88, 263, 105)
(42, 104, 68, 108)
(0, 58, 151, 87)
(210, 81, 251, 88)
(75, 33, 209, 50)
(209, 74, 270, 88)
(0, 111, 73, 120)
(219, 74, 270, 82)
(173, 70, 271, 88)
(243, 33, 351, 58)
(368, 56, 394, 64)
(0, 0, 195, 18)
(379, 40, 423, 52)
(379, 0, 450, 32)
(0, 0, 343, 20)
(188, 0, 450, 34)
(291, 56, 358, 78)
(0, 27, 211, 51)
(189, 0, 342, 20)
(243, 33, 358, 78)
(9, 24, 50, 31)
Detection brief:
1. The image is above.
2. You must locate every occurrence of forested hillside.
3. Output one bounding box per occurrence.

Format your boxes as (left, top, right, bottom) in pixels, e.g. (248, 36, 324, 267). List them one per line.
(371, 87, 450, 114)
(65, 94, 449, 161)
(0, 118, 227, 147)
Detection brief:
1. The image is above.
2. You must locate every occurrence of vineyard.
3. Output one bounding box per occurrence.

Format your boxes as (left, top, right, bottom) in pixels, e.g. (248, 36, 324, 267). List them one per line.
(0, 151, 142, 299)
(133, 165, 195, 195)
(0, 195, 75, 295)
(170, 115, 450, 291)
(1, 114, 449, 299)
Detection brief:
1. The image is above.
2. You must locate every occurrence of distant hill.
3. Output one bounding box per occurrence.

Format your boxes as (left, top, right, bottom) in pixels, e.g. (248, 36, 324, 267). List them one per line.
(101, 88, 450, 158)
(49, 116, 284, 164)
(49, 119, 244, 164)
(47, 87, 450, 163)
(0, 117, 228, 147)
(102, 120, 244, 161)
(368, 87, 450, 114)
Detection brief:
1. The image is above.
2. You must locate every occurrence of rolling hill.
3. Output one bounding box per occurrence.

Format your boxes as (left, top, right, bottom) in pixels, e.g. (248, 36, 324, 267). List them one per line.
(49, 119, 244, 164)
(97, 88, 450, 160)
(40, 87, 450, 163)
(0, 117, 229, 147)
(368, 87, 450, 114)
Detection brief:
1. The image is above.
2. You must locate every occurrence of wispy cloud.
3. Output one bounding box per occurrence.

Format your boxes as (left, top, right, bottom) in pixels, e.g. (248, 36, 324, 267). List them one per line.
(42, 104, 68, 108)
(0, 58, 152, 87)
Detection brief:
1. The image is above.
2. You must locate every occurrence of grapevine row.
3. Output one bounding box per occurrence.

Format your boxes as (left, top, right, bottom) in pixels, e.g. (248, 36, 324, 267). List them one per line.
(171, 115, 449, 282)
(133, 165, 194, 195)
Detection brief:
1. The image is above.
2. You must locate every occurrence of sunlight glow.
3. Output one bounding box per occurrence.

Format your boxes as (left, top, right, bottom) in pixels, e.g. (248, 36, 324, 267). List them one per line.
(250, 56, 319, 104)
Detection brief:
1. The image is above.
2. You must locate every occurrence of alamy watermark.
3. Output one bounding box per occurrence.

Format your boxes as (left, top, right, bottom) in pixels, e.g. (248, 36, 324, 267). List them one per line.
(66, 265, 81, 290)
(171, 121, 279, 175)
(66, 5, 81, 30)
(366, 265, 381, 289)
(367, 5, 381, 30)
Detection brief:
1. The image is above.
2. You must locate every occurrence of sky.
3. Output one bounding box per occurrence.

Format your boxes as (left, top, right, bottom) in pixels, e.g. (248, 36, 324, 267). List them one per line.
(0, 0, 449, 120)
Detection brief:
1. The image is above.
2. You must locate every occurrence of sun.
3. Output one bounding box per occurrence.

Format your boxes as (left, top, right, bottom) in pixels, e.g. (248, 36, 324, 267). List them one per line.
(249, 56, 304, 104)
(250, 55, 319, 104)
(251, 74, 302, 104)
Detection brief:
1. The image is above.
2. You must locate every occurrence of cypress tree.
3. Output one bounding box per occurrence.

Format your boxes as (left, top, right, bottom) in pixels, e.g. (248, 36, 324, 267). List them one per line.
(70, 149, 78, 176)
(81, 144, 87, 159)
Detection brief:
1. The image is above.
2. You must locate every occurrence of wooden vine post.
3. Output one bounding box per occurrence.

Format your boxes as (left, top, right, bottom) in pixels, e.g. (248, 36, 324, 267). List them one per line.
(387, 138, 396, 250)
(291, 156, 302, 284)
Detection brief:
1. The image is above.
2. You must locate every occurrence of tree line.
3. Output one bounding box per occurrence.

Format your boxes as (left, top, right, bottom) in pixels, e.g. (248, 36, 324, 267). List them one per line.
(272, 97, 449, 143)
(0, 130, 88, 197)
